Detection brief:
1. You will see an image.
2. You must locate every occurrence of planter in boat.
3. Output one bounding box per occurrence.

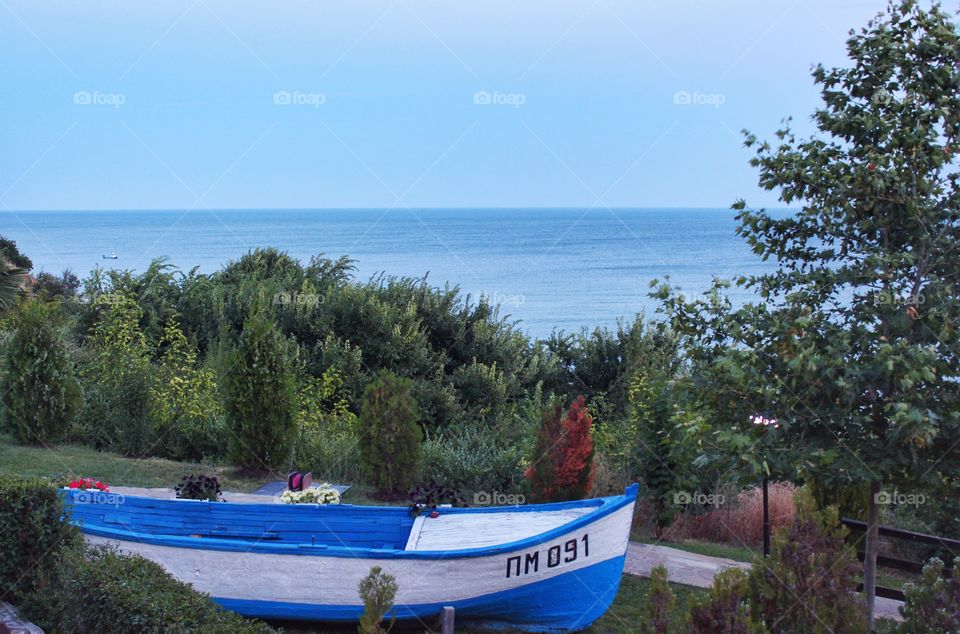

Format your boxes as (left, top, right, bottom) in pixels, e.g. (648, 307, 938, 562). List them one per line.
(61, 483, 638, 632)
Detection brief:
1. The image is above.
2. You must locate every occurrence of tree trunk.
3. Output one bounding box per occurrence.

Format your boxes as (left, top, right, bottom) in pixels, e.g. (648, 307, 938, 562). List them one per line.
(864, 481, 881, 630)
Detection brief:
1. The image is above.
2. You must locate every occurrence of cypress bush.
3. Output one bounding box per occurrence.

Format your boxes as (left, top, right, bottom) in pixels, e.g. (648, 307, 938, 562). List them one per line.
(359, 371, 423, 496)
(224, 308, 298, 472)
(643, 564, 675, 634)
(1, 300, 82, 444)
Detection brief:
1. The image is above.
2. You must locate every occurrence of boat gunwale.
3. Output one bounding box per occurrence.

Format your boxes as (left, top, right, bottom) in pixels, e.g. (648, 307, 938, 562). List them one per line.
(68, 483, 638, 560)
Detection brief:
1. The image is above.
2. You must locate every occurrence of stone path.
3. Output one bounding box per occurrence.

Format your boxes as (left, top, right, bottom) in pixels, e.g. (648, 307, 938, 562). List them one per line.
(624, 541, 904, 621)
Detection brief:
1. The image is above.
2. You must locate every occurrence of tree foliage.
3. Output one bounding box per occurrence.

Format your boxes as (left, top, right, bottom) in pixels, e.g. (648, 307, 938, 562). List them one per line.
(224, 307, 298, 472)
(149, 317, 223, 461)
(1, 300, 82, 444)
(656, 1, 960, 624)
(359, 371, 423, 496)
(79, 292, 153, 454)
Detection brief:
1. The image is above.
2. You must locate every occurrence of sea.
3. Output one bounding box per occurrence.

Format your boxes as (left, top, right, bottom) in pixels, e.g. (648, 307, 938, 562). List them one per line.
(4, 208, 788, 338)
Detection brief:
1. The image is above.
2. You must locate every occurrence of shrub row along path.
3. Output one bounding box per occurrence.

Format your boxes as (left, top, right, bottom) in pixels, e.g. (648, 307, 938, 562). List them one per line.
(624, 541, 904, 621)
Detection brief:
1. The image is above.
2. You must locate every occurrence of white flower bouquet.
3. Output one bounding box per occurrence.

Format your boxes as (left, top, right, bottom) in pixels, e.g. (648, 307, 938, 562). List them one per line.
(280, 485, 341, 505)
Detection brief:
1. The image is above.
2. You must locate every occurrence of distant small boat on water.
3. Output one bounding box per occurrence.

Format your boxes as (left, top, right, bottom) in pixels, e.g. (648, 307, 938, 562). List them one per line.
(102, 252, 118, 259)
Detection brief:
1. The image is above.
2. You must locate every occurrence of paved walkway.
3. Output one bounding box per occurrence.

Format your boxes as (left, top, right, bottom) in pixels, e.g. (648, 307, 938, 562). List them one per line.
(624, 541, 904, 621)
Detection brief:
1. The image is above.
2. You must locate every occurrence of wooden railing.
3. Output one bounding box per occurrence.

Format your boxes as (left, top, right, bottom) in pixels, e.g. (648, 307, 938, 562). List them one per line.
(841, 518, 957, 602)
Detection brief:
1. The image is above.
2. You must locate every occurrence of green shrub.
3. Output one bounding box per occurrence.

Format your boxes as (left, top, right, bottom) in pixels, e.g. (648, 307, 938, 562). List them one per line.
(359, 371, 422, 496)
(897, 556, 960, 634)
(224, 308, 298, 472)
(419, 425, 527, 494)
(1, 300, 82, 444)
(294, 370, 363, 483)
(687, 568, 767, 634)
(149, 318, 225, 461)
(644, 564, 675, 634)
(748, 489, 867, 634)
(358, 565, 397, 634)
(78, 292, 154, 455)
(47, 546, 275, 633)
(0, 476, 79, 618)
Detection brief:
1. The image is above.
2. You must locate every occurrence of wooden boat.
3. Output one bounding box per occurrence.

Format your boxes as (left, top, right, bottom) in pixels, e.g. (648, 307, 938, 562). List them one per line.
(63, 484, 638, 632)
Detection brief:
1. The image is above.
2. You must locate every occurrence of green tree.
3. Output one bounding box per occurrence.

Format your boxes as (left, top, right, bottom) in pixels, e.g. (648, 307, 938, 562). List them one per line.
(656, 3, 960, 626)
(630, 367, 686, 539)
(0, 236, 33, 271)
(359, 371, 422, 496)
(0, 257, 27, 313)
(80, 292, 153, 454)
(294, 368, 361, 482)
(224, 308, 298, 472)
(149, 317, 223, 461)
(1, 300, 82, 443)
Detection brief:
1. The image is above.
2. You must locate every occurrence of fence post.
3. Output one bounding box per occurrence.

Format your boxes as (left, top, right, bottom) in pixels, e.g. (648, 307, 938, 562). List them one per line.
(441, 606, 455, 634)
(762, 477, 770, 557)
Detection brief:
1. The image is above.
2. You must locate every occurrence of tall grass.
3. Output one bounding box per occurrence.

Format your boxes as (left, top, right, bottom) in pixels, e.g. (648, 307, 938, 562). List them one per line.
(662, 483, 796, 547)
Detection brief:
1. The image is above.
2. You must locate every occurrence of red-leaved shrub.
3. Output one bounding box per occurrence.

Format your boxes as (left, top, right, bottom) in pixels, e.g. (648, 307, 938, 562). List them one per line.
(525, 395, 595, 502)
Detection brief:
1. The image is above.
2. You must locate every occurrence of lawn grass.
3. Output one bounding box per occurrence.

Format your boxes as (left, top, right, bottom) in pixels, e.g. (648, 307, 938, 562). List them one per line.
(0, 434, 399, 505)
(585, 576, 705, 633)
(634, 537, 759, 563)
(0, 434, 264, 492)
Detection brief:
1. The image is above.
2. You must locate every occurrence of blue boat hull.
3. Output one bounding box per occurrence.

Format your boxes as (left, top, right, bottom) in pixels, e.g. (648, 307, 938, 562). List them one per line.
(215, 555, 626, 632)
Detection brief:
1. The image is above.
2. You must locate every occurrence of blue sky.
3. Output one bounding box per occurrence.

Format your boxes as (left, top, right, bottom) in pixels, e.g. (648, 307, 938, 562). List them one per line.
(1, 0, 888, 210)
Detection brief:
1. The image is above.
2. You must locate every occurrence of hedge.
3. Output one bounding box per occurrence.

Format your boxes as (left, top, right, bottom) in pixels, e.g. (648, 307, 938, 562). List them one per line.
(0, 476, 275, 633)
(0, 475, 79, 613)
(49, 547, 276, 634)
